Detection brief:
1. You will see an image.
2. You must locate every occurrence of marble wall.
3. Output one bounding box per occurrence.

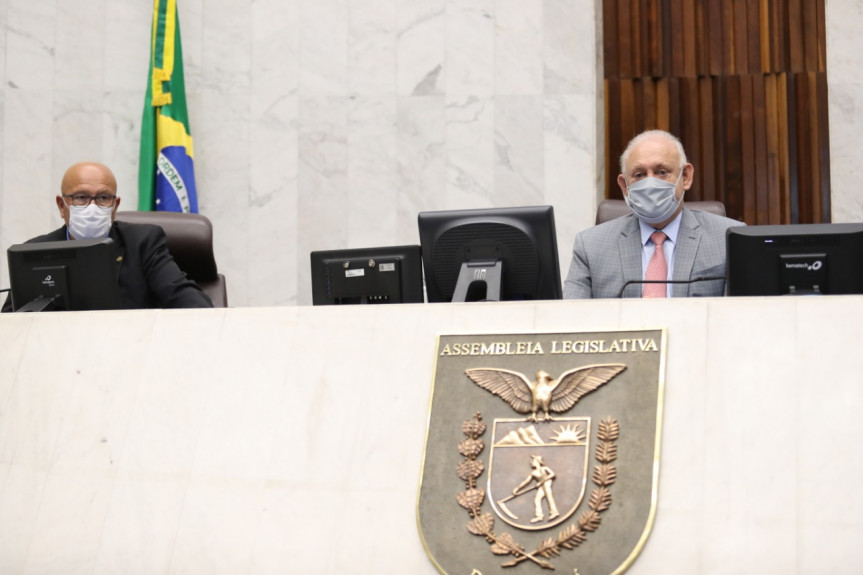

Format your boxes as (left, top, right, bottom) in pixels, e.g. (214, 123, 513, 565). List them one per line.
(0, 1, 860, 307)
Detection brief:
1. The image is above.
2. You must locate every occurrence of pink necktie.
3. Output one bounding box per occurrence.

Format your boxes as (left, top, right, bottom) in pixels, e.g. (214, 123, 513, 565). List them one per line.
(643, 231, 667, 298)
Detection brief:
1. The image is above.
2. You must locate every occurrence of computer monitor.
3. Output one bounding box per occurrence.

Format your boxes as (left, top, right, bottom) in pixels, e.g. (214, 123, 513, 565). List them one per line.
(417, 205, 562, 302)
(726, 223, 863, 296)
(310, 245, 425, 305)
(6, 238, 122, 312)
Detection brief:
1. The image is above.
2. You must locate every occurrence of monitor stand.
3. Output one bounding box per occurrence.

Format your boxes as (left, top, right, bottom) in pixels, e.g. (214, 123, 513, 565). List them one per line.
(15, 295, 60, 312)
(451, 260, 502, 302)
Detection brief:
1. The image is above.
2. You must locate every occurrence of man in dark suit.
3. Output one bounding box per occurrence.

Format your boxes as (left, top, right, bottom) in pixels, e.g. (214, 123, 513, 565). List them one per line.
(564, 130, 742, 299)
(2, 162, 212, 311)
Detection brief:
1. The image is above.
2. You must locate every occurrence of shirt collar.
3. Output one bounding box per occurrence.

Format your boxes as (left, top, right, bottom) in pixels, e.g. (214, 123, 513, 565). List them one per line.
(637, 210, 683, 246)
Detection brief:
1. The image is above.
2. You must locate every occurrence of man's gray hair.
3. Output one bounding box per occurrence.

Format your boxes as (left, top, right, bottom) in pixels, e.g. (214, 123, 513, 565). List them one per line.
(619, 129, 688, 174)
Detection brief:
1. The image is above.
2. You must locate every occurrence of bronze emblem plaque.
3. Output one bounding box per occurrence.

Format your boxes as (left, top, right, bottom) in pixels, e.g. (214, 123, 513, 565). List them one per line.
(417, 330, 666, 574)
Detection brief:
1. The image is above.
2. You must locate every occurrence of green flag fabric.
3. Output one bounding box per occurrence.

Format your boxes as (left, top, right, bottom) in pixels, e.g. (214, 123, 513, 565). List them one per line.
(138, 0, 198, 213)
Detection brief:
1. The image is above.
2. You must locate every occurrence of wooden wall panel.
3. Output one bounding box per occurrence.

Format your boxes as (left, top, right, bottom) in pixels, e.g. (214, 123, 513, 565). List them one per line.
(604, 0, 830, 224)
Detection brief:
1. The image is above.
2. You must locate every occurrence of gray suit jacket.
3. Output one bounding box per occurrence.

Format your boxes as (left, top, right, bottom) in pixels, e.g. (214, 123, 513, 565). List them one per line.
(563, 208, 744, 298)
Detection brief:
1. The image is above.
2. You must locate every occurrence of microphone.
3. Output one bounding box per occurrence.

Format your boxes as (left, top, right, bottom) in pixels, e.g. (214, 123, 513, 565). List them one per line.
(617, 276, 726, 298)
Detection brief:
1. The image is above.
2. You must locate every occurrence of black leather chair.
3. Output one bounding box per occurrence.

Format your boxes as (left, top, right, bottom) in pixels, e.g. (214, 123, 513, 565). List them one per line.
(115, 211, 228, 307)
(595, 199, 726, 225)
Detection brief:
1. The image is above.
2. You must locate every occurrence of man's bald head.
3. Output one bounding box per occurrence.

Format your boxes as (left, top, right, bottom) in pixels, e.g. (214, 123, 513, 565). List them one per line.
(56, 162, 121, 234)
(60, 162, 118, 195)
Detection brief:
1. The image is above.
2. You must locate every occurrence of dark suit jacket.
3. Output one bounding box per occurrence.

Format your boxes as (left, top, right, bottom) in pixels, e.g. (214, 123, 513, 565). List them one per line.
(2, 221, 213, 311)
(563, 208, 744, 299)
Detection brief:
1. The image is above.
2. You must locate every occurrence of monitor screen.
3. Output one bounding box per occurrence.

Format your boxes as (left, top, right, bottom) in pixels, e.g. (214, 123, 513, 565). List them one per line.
(6, 238, 122, 312)
(310, 245, 424, 305)
(726, 223, 863, 296)
(417, 205, 562, 302)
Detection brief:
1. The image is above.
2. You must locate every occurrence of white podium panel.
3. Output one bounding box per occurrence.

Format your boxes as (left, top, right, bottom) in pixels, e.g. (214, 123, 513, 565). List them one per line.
(0, 297, 861, 574)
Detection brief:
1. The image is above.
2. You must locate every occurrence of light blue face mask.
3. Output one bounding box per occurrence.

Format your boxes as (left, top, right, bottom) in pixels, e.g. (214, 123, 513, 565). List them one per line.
(624, 171, 684, 226)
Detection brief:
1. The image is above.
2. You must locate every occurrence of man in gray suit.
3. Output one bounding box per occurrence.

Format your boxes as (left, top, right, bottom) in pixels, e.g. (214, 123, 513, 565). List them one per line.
(563, 130, 742, 299)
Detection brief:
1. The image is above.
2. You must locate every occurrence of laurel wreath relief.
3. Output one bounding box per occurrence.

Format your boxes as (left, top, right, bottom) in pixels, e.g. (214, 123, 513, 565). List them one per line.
(457, 412, 620, 571)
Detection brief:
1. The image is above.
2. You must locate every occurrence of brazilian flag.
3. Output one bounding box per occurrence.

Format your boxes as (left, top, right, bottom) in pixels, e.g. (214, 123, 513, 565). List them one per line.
(138, 0, 198, 213)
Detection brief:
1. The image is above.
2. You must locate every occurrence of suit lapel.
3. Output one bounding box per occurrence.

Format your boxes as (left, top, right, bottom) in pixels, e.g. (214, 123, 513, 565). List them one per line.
(617, 216, 643, 297)
(672, 209, 701, 297)
(109, 223, 125, 284)
(45, 226, 68, 241)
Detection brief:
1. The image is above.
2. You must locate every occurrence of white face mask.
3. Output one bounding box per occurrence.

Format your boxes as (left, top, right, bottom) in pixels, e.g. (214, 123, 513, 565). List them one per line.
(68, 203, 113, 239)
(624, 171, 684, 225)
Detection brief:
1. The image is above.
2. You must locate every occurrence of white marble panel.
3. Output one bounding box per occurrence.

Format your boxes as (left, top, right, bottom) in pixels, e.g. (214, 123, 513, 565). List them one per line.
(533, 296, 623, 331)
(92, 476, 189, 575)
(446, 95, 495, 207)
(396, 0, 445, 96)
(0, 88, 5, 287)
(698, 298, 800, 572)
(300, 0, 349, 96)
(0, 310, 27, 420)
(297, 96, 349, 304)
(0, 0, 8, 83)
(176, 0, 204, 95)
(636, 305, 709, 572)
(1, 89, 56, 251)
(544, 0, 599, 95)
(827, 2, 863, 224)
(440, 299, 542, 333)
(825, 81, 863, 222)
(494, 0, 542, 95)
(251, 0, 299, 97)
(349, 0, 397, 96)
(250, 483, 351, 572)
(0, 466, 47, 573)
(188, 308, 297, 481)
(395, 96, 446, 218)
(2, 300, 863, 572)
(54, 0, 107, 92)
(795, 297, 863, 573)
(169, 476, 266, 575)
(196, 91, 252, 305)
(446, 0, 494, 98)
(249, 93, 299, 306)
(102, 91, 146, 208)
(333, 489, 430, 571)
(544, 94, 603, 278)
(117, 309, 225, 475)
(348, 96, 399, 247)
(494, 95, 544, 207)
(4, 0, 55, 91)
(826, 2, 863, 71)
(201, 0, 251, 92)
(103, 1, 151, 92)
(23, 474, 116, 575)
(265, 306, 367, 483)
(53, 91, 108, 177)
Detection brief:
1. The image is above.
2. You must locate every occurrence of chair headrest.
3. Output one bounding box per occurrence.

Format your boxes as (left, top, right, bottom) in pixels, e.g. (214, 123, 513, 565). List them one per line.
(595, 199, 727, 225)
(115, 211, 218, 280)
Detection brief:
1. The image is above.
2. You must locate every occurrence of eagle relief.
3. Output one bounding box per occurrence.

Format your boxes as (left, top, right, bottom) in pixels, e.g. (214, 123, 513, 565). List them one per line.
(418, 330, 666, 575)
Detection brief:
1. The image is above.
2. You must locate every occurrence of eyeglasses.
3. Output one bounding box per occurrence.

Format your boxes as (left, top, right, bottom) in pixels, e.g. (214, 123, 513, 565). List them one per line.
(63, 193, 117, 208)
